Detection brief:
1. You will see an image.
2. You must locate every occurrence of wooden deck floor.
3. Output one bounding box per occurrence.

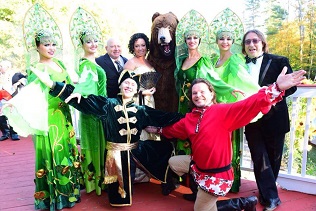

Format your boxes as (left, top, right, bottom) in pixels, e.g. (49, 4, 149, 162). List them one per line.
(1, 136, 316, 211)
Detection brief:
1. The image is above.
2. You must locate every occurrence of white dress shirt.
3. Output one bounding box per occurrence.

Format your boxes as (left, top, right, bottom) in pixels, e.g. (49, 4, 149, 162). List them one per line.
(247, 55, 264, 85)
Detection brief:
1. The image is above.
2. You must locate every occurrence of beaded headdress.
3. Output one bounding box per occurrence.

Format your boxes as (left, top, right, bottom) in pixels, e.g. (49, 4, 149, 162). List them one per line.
(23, 3, 63, 68)
(69, 7, 103, 49)
(69, 7, 103, 73)
(209, 8, 244, 57)
(175, 9, 210, 69)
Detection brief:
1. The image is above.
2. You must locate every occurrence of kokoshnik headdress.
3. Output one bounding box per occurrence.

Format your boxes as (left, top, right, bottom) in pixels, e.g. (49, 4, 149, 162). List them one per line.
(23, 3, 63, 68)
(208, 8, 244, 57)
(69, 7, 103, 73)
(175, 9, 210, 70)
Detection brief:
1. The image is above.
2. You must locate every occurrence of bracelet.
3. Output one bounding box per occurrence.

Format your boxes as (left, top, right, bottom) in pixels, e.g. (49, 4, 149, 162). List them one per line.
(275, 82, 282, 92)
(157, 127, 163, 134)
(56, 83, 66, 98)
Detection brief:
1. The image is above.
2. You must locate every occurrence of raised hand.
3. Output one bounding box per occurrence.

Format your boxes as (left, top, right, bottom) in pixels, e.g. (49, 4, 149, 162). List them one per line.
(29, 66, 54, 88)
(276, 67, 306, 91)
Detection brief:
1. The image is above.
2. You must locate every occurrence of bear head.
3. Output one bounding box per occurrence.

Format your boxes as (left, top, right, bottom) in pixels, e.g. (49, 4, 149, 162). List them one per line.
(148, 12, 178, 59)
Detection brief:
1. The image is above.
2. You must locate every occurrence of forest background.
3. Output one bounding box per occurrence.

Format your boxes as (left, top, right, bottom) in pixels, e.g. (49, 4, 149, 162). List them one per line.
(0, 0, 316, 82)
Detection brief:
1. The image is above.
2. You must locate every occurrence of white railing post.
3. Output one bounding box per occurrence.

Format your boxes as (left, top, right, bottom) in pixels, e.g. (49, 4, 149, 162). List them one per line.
(288, 96, 298, 174)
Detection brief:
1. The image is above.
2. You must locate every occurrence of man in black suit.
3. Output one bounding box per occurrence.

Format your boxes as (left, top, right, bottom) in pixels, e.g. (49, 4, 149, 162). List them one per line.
(96, 38, 128, 98)
(242, 29, 297, 211)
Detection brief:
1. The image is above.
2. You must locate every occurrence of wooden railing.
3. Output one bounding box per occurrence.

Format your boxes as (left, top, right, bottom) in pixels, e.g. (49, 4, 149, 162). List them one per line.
(241, 85, 316, 195)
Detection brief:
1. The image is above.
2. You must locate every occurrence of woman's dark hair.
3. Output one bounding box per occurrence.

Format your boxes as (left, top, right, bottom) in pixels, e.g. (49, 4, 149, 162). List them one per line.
(187, 78, 217, 109)
(128, 33, 150, 54)
(242, 29, 269, 54)
(35, 39, 41, 47)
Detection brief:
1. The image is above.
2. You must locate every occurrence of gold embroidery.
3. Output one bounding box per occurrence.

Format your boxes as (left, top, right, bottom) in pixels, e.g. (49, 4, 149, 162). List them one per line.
(118, 128, 138, 136)
(114, 105, 123, 112)
(117, 116, 138, 124)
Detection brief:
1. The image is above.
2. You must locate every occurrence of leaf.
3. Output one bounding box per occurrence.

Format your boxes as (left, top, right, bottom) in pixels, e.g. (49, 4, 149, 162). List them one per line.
(58, 176, 70, 185)
(69, 196, 78, 202)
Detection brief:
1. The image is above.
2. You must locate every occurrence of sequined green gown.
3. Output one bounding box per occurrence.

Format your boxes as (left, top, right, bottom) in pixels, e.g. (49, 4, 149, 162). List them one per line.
(73, 58, 107, 195)
(3, 59, 81, 210)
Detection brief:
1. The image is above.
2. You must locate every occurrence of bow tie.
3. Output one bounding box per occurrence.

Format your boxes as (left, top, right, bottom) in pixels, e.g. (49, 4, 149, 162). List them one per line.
(245, 55, 263, 64)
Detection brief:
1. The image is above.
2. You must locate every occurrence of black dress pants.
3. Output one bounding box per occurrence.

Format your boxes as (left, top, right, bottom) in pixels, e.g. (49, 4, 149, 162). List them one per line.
(245, 123, 285, 203)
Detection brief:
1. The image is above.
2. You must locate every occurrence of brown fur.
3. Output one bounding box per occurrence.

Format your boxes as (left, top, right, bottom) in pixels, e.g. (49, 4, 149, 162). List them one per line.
(147, 12, 179, 113)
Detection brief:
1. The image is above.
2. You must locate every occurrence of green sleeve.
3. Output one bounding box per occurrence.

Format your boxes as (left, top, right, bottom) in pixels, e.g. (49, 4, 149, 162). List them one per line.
(73, 59, 99, 97)
(196, 56, 236, 103)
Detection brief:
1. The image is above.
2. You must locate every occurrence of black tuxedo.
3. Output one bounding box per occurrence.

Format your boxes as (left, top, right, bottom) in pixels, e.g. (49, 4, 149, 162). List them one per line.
(95, 54, 128, 98)
(245, 53, 297, 204)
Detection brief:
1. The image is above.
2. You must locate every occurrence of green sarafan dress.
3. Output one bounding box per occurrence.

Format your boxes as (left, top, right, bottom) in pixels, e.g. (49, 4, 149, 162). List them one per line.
(3, 58, 81, 210)
(73, 58, 107, 195)
(213, 53, 261, 192)
(174, 55, 236, 155)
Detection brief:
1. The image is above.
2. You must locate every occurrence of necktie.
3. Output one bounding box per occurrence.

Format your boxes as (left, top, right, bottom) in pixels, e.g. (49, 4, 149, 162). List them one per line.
(245, 55, 263, 64)
(115, 60, 123, 72)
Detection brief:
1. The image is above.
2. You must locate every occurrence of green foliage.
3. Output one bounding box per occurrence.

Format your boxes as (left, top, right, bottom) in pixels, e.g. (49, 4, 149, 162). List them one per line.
(0, 8, 13, 22)
(265, 5, 288, 35)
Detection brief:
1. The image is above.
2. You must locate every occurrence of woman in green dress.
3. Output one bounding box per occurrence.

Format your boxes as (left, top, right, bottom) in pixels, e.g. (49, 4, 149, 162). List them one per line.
(209, 8, 262, 192)
(72, 29, 107, 195)
(69, 8, 107, 195)
(212, 28, 261, 193)
(3, 29, 82, 210)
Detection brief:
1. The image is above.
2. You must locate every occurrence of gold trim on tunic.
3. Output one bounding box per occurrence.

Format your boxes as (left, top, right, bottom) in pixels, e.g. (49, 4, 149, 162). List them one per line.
(117, 116, 137, 124)
(119, 128, 138, 136)
(104, 142, 138, 198)
(114, 105, 138, 113)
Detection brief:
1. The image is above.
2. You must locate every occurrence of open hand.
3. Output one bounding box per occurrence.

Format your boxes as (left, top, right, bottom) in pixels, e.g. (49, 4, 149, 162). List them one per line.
(65, 93, 82, 104)
(276, 67, 306, 91)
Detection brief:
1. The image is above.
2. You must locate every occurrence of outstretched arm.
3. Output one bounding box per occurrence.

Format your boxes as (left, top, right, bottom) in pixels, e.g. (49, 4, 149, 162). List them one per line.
(29, 66, 107, 118)
(29, 66, 82, 103)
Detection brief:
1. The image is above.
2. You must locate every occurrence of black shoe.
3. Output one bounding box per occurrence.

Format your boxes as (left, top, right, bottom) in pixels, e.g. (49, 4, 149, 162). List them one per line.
(217, 196, 258, 211)
(243, 196, 258, 211)
(183, 193, 196, 201)
(0, 135, 9, 141)
(263, 198, 281, 211)
(161, 181, 176, 196)
(11, 134, 20, 141)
